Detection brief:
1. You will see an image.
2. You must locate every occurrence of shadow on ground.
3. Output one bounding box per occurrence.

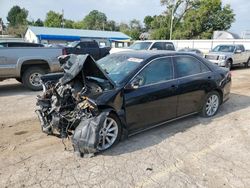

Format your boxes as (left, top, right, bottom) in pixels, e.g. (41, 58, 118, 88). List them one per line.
(103, 92, 250, 156)
(0, 81, 38, 97)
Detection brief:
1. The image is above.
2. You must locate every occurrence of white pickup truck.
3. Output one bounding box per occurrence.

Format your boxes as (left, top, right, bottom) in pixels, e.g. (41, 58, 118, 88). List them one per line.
(110, 40, 176, 54)
(204, 44, 250, 69)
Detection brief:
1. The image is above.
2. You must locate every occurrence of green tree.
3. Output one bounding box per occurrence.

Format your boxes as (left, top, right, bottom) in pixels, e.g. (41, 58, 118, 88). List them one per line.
(82, 10, 107, 30)
(34, 19, 44, 26)
(147, 0, 234, 39)
(72, 21, 85, 29)
(29, 18, 44, 27)
(177, 0, 235, 39)
(44, 11, 62, 27)
(64, 19, 74, 28)
(119, 20, 142, 40)
(7, 5, 28, 26)
(105, 20, 118, 31)
(144, 15, 154, 30)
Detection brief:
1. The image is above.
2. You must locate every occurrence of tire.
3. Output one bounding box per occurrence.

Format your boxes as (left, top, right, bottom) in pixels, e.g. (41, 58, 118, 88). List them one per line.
(245, 58, 250, 68)
(16, 78, 22, 83)
(97, 113, 122, 151)
(225, 59, 232, 70)
(200, 91, 221, 117)
(22, 67, 45, 91)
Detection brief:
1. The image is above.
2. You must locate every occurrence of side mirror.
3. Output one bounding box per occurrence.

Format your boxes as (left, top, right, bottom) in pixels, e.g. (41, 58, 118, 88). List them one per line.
(235, 49, 242, 54)
(125, 77, 143, 90)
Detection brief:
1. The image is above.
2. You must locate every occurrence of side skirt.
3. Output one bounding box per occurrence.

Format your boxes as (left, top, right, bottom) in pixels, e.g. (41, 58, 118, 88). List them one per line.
(128, 112, 198, 137)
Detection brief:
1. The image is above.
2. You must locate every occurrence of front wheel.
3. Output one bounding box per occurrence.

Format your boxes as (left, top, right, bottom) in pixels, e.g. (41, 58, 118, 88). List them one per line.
(245, 58, 250, 68)
(200, 91, 221, 117)
(225, 60, 232, 70)
(22, 67, 45, 91)
(97, 113, 122, 151)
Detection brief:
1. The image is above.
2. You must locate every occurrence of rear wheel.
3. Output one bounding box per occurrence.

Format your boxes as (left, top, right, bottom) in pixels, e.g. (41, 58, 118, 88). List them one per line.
(97, 113, 122, 151)
(201, 91, 221, 117)
(22, 67, 45, 91)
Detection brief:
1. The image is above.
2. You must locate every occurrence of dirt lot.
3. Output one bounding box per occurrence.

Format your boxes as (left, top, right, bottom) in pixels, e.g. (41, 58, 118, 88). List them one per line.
(0, 68, 250, 188)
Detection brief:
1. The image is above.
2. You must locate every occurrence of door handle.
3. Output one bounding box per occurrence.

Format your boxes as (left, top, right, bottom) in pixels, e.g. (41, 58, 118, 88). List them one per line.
(171, 85, 178, 89)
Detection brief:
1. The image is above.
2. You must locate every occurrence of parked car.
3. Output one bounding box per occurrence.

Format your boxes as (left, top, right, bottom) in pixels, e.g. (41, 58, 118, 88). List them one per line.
(36, 51, 231, 154)
(110, 40, 175, 54)
(0, 42, 44, 47)
(0, 47, 62, 90)
(204, 44, 250, 69)
(63, 40, 110, 60)
(178, 48, 203, 57)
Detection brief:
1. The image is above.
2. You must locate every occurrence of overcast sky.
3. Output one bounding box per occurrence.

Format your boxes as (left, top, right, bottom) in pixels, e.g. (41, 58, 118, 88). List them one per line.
(0, 0, 249, 35)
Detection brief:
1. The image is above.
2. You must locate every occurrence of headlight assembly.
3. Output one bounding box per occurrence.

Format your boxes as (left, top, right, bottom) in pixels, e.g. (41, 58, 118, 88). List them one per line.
(218, 55, 226, 60)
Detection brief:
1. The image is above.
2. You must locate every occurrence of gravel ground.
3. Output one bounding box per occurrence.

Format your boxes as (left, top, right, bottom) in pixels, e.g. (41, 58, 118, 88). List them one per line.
(0, 67, 250, 188)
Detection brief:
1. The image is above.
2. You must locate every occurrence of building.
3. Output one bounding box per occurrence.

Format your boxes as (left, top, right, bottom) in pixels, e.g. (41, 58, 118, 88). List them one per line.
(213, 31, 240, 39)
(25, 26, 131, 47)
(241, 30, 250, 39)
(0, 35, 24, 42)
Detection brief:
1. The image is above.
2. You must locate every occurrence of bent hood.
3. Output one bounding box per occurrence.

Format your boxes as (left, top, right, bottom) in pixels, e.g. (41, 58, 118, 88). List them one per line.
(58, 54, 115, 87)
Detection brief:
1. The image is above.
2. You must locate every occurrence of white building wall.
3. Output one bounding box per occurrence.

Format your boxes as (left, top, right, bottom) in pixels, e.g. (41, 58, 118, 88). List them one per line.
(24, 28, 39, 43)
(172, 39, 250, 53)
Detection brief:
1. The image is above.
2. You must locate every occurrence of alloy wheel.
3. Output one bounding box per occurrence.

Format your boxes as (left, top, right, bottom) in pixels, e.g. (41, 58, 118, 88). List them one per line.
(97, 117, 119, 151)
(206, 94, 219, 116)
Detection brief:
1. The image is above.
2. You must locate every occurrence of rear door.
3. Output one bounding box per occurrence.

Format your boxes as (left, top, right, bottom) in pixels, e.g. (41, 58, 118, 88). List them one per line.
(125, 57, 178, 132)
(173, 55, 213, 116)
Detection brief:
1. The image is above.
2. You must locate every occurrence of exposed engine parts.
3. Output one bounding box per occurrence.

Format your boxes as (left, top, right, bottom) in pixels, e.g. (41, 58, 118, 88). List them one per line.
(36, 54, 113, 157)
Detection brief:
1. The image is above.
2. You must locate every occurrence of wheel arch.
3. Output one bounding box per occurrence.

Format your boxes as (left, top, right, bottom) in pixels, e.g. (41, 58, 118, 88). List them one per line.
(20, 59, 50, 78)
(227, 58, 233, 64)
(213, 88, 223, 104)
(98, 105, 128, 139)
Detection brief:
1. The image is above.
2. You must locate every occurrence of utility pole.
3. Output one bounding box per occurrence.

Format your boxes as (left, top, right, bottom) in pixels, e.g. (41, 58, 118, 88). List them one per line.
(170, 1, 175, 40)
(62, 9, 65, 28)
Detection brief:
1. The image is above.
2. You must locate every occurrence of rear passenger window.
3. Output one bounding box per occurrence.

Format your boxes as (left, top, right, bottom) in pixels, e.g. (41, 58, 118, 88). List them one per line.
(174, 56, 209, 78)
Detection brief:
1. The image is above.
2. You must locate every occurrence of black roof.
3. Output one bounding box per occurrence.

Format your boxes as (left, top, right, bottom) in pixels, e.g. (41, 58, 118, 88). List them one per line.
(110, 50, 197, 59)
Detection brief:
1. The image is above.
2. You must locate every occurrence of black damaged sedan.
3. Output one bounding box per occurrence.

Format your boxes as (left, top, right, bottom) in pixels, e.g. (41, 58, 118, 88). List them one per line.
(36, 51, 231, 152)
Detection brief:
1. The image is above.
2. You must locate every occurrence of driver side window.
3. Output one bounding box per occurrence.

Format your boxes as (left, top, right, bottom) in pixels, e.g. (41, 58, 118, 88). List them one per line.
(135, 57, 173, 87)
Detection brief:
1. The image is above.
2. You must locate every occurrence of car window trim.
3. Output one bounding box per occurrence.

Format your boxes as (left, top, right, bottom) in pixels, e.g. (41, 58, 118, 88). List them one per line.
(126, 55, 212, 89)
(127, 56, 175, 88)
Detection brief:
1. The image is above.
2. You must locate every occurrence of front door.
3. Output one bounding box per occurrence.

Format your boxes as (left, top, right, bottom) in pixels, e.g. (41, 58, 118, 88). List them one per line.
(124, 57, 178, 132)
